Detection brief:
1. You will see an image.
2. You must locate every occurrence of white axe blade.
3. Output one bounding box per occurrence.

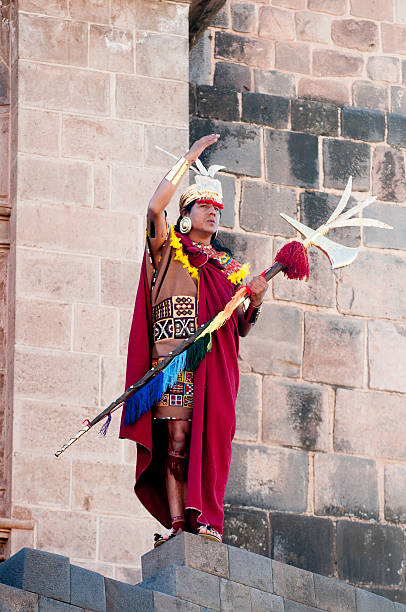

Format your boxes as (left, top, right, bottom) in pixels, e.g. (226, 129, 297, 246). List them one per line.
(280, 213, 359, 269)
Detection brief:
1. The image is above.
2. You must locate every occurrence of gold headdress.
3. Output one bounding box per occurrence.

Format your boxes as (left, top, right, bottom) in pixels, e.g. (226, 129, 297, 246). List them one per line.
(156, 146, 225, 212)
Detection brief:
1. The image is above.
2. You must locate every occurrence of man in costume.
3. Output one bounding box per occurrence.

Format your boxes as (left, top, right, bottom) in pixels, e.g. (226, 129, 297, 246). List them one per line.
(119, 134, 268, 546)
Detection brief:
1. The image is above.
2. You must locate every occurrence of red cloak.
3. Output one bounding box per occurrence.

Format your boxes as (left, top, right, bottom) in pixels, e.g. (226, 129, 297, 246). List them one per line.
(119, 233, 240, 534)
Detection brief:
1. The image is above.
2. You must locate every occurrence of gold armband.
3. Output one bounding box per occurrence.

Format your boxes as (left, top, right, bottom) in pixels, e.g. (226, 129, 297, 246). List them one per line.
(165, 157, 191, 186)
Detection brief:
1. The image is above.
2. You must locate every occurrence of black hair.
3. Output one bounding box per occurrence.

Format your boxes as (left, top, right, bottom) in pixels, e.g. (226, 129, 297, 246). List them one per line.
(175, 200, 233, 256)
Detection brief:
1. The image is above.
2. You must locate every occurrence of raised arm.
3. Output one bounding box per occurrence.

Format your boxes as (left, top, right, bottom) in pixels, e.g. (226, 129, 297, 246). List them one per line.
(147, 134, 220, 265)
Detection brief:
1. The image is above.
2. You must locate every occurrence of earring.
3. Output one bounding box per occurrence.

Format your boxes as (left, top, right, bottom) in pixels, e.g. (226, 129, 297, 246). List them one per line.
(212, 230, 218, 241)
(179, 216, 192, 234)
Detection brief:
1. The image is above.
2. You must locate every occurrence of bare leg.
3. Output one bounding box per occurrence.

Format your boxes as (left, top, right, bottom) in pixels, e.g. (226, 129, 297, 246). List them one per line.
(166, 420, 191, 532)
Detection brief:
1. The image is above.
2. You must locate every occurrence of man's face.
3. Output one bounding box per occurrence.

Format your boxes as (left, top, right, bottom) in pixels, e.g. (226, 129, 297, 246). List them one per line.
(186, 201, 221, 236)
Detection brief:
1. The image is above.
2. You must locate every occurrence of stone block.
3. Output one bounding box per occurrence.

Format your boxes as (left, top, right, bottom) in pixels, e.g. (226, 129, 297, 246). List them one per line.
(250, 589, 284, 611)
(89, 24, 134, 73)
(323, 139, 370, 190)
(352, 80, 388, 111)
(119, 309, 132, 356)
(0, 548, 70, 602)
(0, 62, 9, 107)
(197, 85, 239, 122)
(331, 18, 378, 52)
(262, 378, 329, 452)
(355, 589, 395, 612)
(369, 320, 406, 393)
(140, 566, 221, 610)
(71, 461, 141, 515)
(214, 32, 273, 70)
(190, 31, 212, 87)
(0, 582, 38, 611)
(19, 0, 68, 17)
(223, 506, 269, 557)
(213, 62, 251, 92)
(105, 578, 153, 612)
(382, 23, 406, 54)
(19, 108, 59, 157)
(114, 566, 142, 585)
(232, 3, 256, 33)
(228, 545, 272, 591)
(99, 517, 155, 565)
(190, 118, 261, 177)
(69, 0, 109, 22)
(19, 13, 87, 66)
(101, 259, 141, 308)
(17, 202, 140, 260)
(334, 388, 406, 459)
(308, 0, 346, 14)
(226, 443, 308, 512)
(240, 180, 297, 236)
(350, 0, 393, 20)
(62, 115, 143, 164)
(189, 83, 197, 116)
(15, 298, 71, 350)
(18, 156, 92, 206)
(391, 86, 406, 114)
(272, 560, 316, 607)
(273, 239, 335, 308)
(101, 354, 126, 404)
(220, 578, 250, 611)
(303, 312, 364, 386)
(337, 521, 404, 585)
(15, 347, 99, 406)
(242, 93, 289, 128)
(30, 508, 97, 559)
(235, 373, 260, 441)
(116, 75, 188, 126)
(298, 78, 350, 106)
(20, 62, 110, 116)
(273, 0, 306, 7)
(313, 573, 356, 612)
(283, 602, 320, 612)
(38, 599, 81, 611)
(136, 32, 188, 81)
(73, 304, 117, 354)
(265, 129, 319, 188)
(314, 453, 379, 520)
(341, 106, 385, 142)
(70, 565, 105, 611)
(275, 42, 311, 75)
(364, 202, 406, 250)
(372, 146, 406, 203)
(258, 6, 295, 41)
(219, 174, 235, 228)
(13, 453, 70, 508)
(254, 70, 296, 98)
(211, 4, 229, 28)
(239, 303, 302, 377)
(135, 2, 188, 37)
(385, 463, 406, 523)
(270, 513, 334, 576)
(295, 11, 330, 44)
(153, 591, 200, 611)
(142, 532, 229, 581)
(111, 164, 171, 214)
(388, 113, 406, 148)
(337, 251, 406, 318)
(292, 99, 338, 137)
(396, 0, 406, 23)
(313, 49, 363, 77)
(368, 56, 400, 84)
(16, 248, 99, 304)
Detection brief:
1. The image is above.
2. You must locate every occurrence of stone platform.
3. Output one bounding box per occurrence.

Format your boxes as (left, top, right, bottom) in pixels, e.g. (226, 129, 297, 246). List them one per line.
(0, 534, 405, 610)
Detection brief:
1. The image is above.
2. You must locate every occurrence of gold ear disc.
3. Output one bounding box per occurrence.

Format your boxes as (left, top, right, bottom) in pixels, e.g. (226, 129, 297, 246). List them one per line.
(179, 216, 192, 234)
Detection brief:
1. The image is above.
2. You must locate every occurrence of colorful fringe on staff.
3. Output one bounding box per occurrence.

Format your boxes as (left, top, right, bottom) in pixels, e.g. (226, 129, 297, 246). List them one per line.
(122, 286, 247, 427)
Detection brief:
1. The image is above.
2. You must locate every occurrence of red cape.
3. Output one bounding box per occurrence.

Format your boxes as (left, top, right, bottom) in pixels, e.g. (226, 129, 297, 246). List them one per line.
(119, 233, 240, 534)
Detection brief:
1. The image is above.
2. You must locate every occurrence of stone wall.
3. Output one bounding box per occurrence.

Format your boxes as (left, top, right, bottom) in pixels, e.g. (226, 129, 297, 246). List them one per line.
(191, 0, 406, 111)
(6, 0, 191, 582)
(190, 5, 406, 600)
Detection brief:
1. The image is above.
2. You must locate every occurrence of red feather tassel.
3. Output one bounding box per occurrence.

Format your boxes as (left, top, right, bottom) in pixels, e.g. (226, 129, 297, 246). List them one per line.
(275, 241, 310, 281)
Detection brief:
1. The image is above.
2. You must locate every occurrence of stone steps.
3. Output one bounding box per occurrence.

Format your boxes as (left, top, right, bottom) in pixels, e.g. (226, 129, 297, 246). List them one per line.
(0, 536, 404, 610)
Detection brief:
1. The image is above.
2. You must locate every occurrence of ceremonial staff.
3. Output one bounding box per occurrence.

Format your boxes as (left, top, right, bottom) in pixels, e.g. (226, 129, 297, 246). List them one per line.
(55, 177, 391, 458)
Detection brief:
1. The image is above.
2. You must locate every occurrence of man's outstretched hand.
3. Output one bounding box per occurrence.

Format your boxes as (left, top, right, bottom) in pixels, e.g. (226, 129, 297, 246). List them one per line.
(185, 134, 220, 163)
